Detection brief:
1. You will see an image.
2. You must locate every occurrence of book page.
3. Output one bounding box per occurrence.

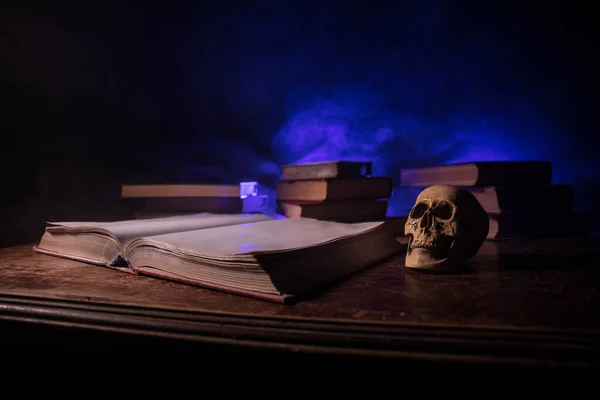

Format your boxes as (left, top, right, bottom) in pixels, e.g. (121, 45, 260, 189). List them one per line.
(48, 213, 273, 246)
(126, 218, 384, 259)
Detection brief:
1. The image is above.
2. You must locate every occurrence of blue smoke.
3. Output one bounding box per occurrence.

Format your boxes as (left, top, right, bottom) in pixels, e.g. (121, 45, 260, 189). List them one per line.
(269, 80, 594, 214)
(132, 2, 600, 215)
(271, 84, 543, 173)
(132, 1, 595, 217)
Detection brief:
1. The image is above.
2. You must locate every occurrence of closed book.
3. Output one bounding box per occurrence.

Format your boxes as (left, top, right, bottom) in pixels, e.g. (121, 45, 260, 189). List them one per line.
(277, 200, 388, 222)
(126, 197, 243, 213)
(276, 176, 393, 202)
(399, 161, 552, 187)
(281, 160, 372, 181)
(121, 183, 240, 198)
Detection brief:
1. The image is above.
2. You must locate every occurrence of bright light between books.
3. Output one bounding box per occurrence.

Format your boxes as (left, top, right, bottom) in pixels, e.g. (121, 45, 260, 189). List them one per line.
(239, 181, 258, 199)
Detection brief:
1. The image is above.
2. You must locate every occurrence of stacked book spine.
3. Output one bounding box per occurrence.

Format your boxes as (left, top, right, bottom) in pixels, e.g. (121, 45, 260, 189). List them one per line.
(275, 161, 393, 223)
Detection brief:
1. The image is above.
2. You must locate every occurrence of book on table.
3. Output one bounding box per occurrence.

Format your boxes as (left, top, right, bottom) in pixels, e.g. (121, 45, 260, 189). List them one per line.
(276, 176, 393, 201)
(281, 160, 372, 181)
(130, 197, 244, 214)
(277, 200, 388, 222)
(33, 213, 403, 303)
(399, 161, 552, 187)
(120, 183, 246, 214)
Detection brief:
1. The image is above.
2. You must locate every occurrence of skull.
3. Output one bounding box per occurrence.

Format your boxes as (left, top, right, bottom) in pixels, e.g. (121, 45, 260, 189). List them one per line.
(404, 185, 489, 271)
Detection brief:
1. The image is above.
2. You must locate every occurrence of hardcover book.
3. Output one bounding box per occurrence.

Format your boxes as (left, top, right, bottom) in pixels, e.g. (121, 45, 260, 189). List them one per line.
(277, 200, 388, 222)
(34, 213, 403, 303)
(128, 197, 244, 213)
(276, 177, 393, 201)
(399, 161, 553, 187)
(281, 161, 372, 181)
(121, 183, 241, 198)
(487, 211, 592, 240)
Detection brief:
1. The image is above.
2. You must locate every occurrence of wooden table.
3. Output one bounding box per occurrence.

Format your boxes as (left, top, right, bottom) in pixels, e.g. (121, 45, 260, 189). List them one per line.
(1, 237, 599, 369)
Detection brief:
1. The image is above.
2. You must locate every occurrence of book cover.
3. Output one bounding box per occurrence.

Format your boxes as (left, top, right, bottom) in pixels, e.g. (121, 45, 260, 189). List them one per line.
(276, 176, 393, 201)
(277, 200, 388, 221)
(126, 196, 244, 213)
(121, 184, 241, 198)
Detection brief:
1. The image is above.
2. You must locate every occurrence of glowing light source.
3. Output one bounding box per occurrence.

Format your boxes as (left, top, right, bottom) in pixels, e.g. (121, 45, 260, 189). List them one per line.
(239, 181, 258, 198)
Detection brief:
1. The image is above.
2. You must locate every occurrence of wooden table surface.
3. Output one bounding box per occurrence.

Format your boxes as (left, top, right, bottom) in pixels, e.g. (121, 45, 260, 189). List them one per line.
(1, 237, 599, 368)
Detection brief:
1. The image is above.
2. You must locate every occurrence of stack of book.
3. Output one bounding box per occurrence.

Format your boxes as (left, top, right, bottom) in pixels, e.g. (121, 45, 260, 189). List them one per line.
(398, 161, 590, 240)
(275, 161, 394, 223)
(120, 182, 267, 218)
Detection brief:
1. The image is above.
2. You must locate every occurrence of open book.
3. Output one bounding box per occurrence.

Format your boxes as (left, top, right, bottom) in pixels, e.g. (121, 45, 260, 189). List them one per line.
(34, 213, 403, 303)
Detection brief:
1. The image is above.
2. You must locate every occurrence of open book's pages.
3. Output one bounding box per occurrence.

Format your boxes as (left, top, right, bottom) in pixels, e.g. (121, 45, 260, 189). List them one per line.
(34, 214, 404, 302)
(34, 213, 273, 269)
(124, 218, 404, 302)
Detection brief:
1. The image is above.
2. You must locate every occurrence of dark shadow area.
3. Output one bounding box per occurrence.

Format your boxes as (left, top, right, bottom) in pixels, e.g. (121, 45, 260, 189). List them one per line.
(472, 236, 600, 271)
(0, 1, 598, 246)
(1, 2, 599, 369)
(404, 263, 477, 275)
(2, 319, 596, 370)
(493, 254, 599, 271)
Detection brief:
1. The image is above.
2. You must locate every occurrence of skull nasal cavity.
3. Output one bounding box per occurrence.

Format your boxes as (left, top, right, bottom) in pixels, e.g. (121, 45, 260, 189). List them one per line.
(420, 211, 434, 229)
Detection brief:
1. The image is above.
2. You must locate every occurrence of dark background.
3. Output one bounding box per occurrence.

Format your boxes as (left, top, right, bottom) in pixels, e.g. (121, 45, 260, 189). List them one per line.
(0, 0, 597, 246)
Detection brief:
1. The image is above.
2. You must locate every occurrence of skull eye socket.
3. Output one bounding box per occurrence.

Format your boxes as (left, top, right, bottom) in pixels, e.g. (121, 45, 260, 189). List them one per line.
(433, 201, 454, 220)
(410, 202, 429, 219)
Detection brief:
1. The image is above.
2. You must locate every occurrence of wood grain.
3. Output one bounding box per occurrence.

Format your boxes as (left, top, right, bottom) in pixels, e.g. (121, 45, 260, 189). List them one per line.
(1, 238, 599, 331)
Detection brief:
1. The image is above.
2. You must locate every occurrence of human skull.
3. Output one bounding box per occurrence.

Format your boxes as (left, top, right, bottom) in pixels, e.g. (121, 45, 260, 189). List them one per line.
(404, 185, 489, 271)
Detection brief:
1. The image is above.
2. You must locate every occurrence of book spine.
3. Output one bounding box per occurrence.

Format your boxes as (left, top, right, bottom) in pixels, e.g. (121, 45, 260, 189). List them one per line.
(282, 162, 372, 180)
